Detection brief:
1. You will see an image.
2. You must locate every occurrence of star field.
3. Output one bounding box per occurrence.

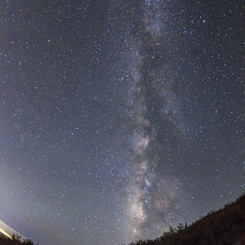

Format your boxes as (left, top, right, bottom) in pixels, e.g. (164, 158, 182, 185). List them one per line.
(0, 1, 244, 245)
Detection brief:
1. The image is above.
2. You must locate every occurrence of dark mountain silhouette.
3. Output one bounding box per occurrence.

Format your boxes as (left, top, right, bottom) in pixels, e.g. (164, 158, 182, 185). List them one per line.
(0, 234, 34, 245)
(127, 193, 245, 245)
(1, 194, 244, 245)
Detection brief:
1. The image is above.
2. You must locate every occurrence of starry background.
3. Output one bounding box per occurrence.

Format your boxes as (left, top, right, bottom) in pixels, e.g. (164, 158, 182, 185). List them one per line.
(0, 0, 244, 245)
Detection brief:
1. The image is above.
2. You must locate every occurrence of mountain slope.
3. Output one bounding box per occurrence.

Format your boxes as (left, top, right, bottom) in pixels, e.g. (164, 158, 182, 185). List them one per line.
(129, 193, 245, 245)
(0, 235, 34, 245)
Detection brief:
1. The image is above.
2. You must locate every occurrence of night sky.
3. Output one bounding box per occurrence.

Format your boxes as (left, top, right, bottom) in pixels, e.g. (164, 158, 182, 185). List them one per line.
(0, 0, 244, 245)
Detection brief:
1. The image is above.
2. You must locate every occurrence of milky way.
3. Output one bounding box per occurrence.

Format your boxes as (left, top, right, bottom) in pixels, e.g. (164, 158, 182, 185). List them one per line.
(0, 0, 244, 245)
(118, 1, 189, 241)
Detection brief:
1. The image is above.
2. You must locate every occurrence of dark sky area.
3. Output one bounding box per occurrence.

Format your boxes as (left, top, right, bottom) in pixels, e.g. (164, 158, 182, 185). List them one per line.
(0, 0, 244, 245)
